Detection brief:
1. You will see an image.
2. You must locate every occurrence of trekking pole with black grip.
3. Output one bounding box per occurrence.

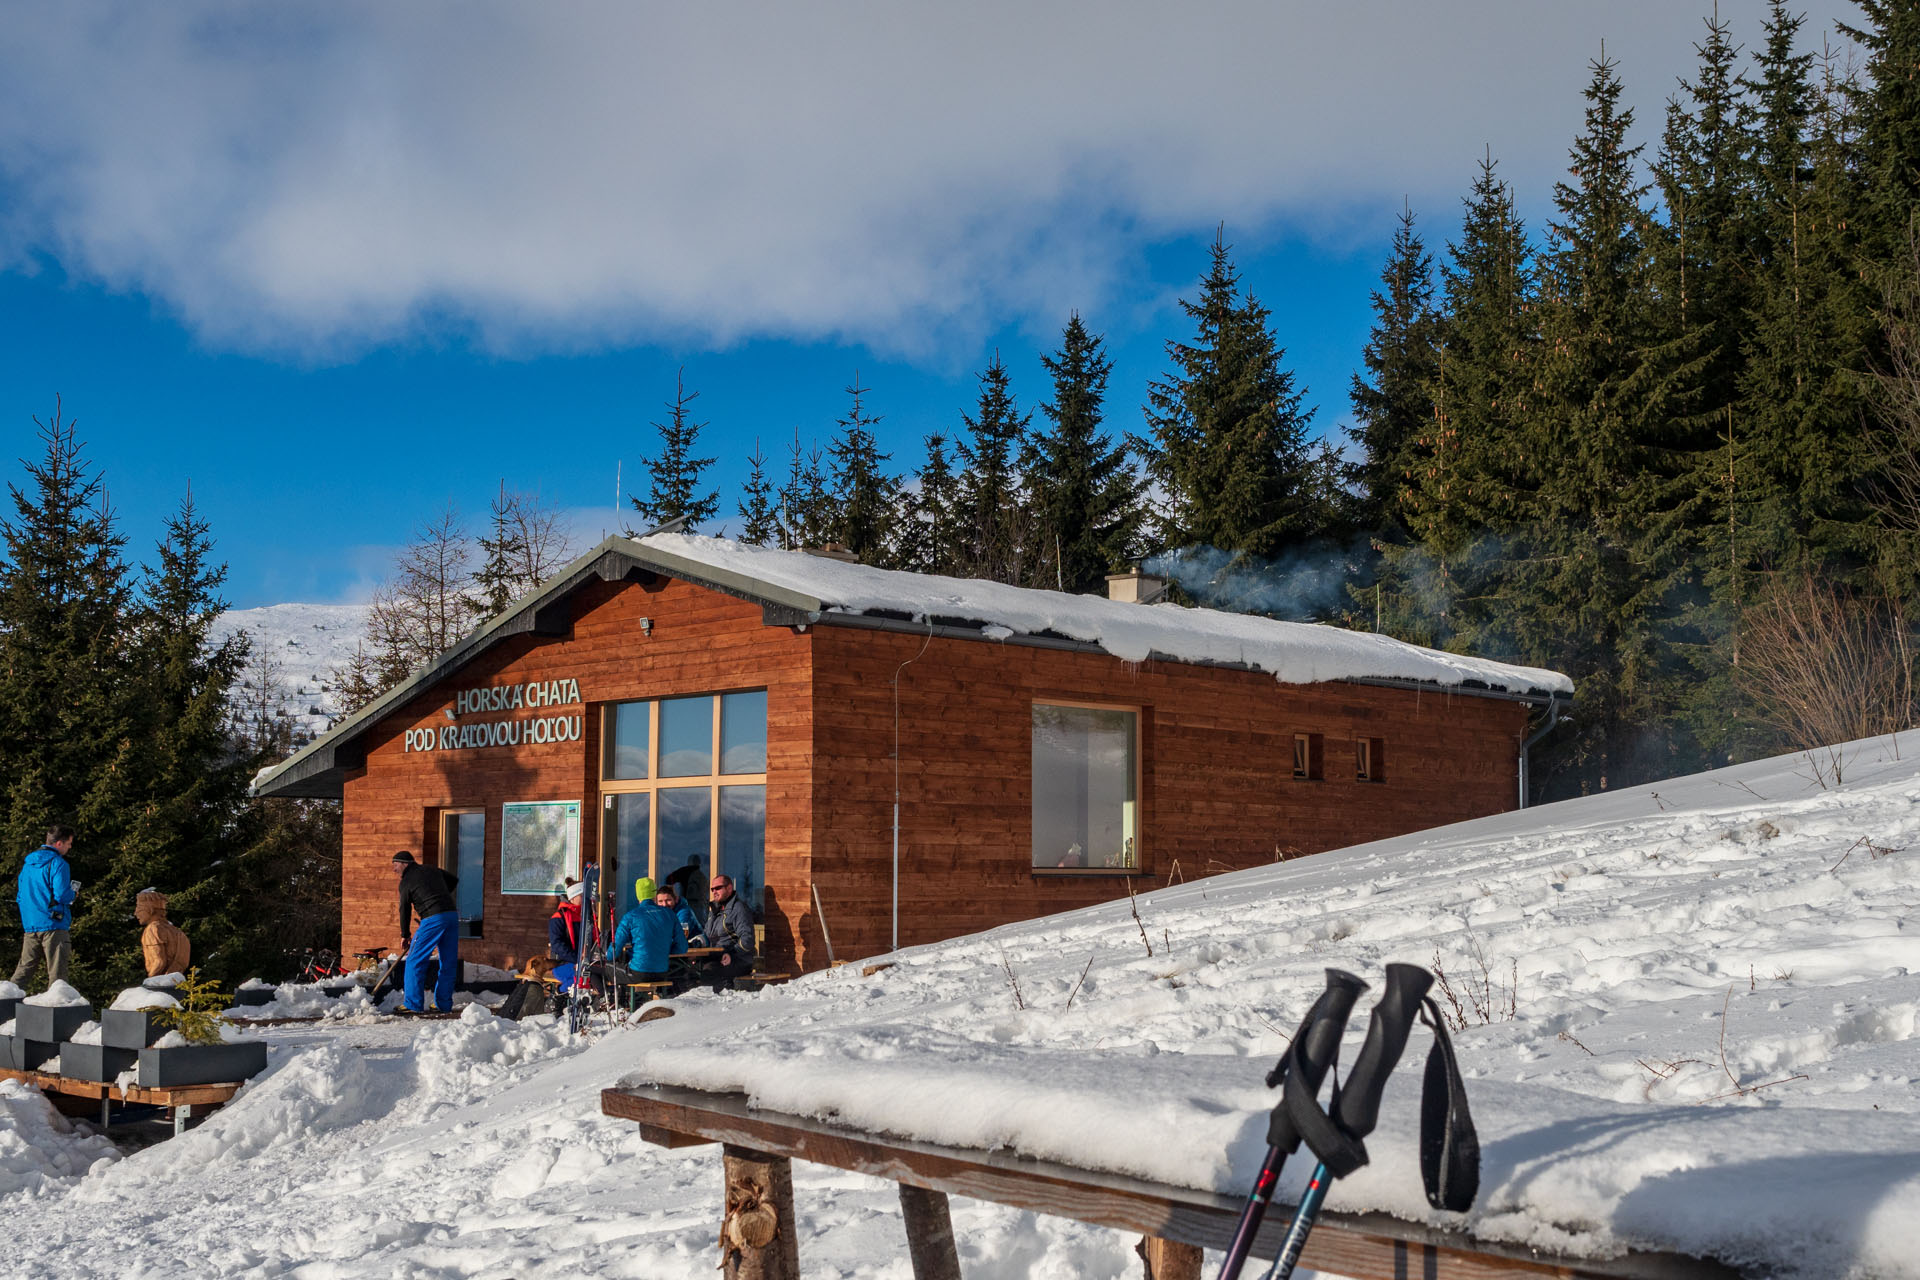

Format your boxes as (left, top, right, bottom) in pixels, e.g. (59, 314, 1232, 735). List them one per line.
(1215, 968, 1368, 1280)
(1262, 962, 1436, 1280)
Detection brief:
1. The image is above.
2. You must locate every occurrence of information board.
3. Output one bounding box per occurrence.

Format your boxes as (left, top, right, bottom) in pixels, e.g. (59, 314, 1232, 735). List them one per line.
(500, 800, 581, 895)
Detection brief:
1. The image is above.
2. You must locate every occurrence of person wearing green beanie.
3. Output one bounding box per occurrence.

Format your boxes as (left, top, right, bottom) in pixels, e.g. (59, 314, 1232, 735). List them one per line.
(603, 882, 687, 999)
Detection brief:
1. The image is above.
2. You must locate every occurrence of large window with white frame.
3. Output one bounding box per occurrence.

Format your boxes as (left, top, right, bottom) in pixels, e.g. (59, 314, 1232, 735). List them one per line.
(599, 690, 768, 918)
(1032, 702, 1140, 872)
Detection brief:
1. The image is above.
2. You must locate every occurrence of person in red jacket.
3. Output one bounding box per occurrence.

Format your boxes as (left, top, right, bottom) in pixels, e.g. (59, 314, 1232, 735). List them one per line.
(547, 879, 583, 983)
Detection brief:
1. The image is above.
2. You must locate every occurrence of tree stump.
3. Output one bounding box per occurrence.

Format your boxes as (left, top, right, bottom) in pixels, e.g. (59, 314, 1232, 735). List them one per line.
(721, 1144, 800, 1280)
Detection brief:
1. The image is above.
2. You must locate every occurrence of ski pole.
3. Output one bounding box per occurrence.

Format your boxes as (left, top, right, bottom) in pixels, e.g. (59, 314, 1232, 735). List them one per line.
(1263, 963, 1435, 1280)
(1216, 969, 1368, 1280)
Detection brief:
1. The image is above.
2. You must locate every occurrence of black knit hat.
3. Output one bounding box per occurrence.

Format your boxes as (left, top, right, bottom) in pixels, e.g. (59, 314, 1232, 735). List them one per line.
(391, 850, 417, 865)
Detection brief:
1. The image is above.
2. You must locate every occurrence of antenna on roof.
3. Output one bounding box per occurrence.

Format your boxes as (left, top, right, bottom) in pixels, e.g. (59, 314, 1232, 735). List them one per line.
(640, 515, 690, 538)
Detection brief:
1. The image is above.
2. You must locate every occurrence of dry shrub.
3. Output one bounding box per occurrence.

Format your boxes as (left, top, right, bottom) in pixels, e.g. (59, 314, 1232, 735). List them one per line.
(1737, 573, 1913, 753)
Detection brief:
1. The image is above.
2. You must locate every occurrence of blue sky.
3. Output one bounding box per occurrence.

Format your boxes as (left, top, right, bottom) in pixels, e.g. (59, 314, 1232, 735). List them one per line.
(0, 230, 1381, 606)
(0, 2, 1859, 607)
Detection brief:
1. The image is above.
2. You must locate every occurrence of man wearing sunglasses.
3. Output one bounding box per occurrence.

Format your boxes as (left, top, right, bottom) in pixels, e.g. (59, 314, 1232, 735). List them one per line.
(703, 873, 756, 990)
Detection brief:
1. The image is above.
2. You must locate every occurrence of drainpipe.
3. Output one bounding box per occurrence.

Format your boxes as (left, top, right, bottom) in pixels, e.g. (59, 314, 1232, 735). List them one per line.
(1518, 693, 1569, 809)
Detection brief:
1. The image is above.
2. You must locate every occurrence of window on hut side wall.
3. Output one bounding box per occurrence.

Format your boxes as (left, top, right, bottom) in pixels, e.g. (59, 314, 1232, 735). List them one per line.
(1356, 737, 1385, 783)
(1031, 703, 1138, 871)
(1293, 733, 1324, 780)
(599, 691, 768, 917)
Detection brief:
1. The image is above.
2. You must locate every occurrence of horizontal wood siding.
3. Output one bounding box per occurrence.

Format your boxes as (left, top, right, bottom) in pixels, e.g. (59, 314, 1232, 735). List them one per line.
(337, 573, 1527, 976)
(340, 577, 812, 971)
(806, 626, 1527, 964)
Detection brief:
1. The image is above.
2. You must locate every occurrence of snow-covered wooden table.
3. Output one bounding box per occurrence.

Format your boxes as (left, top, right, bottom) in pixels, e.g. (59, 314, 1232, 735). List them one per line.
(602, 1083, 1735, 1280)
(0, 1066, 241, 1133)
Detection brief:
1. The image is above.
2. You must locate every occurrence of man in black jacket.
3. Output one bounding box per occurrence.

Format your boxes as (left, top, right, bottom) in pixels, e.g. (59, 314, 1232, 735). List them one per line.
(391, 851, 460, 1012)
(703, 873, 756, 991)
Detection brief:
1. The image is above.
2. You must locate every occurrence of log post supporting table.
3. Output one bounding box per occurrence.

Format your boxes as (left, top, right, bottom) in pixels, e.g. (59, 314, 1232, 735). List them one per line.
(1138, 1235, 1204, 1280)
(603, 1084, 1738, 1280)
(721, 1144, 801, 1280)
(899, 1183, 963, 1280)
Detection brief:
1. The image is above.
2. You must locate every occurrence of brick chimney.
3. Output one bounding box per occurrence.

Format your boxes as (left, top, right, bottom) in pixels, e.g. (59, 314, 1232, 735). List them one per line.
(803, 544, 861, 564)
(1104, 568, 1168, 604)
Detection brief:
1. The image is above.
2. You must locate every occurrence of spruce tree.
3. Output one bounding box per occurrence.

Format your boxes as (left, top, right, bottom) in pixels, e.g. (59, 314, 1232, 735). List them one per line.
(736, 442, 779, 546)
(472, 480, 529, 619)
(1143, 231, 1330, 561)
(1650, 13, 1750, 430)
(901, 434, 965, 575)
(630, 369, 719, 533)
(1377, 153, 1535, 650)
(825, 375, 898, 563)
(92, 493, 260, 991)
(1520, 54, 1713, 791)
(1347, 203, 1440, 538)
(778, 430, 831, 551)
(1027, 314, 1141, 593)
(0, 403, 136, 933)
(1738, 19, 1878, 581)
(1840, 0, 1920, 269)
(954, 353, 1032, 584)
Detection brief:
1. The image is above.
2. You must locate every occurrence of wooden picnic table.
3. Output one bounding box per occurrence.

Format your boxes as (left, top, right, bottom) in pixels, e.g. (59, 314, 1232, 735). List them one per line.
(601, 1083, 1738, 1280)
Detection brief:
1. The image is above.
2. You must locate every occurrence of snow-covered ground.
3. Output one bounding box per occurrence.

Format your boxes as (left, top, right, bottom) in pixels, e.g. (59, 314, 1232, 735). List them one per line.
(214, 601, 368, 739)
(2, 733, 1917, 1277)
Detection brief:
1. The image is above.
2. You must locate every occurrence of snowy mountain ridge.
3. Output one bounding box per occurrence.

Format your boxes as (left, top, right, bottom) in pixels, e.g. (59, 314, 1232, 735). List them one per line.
(213, 601, 368, 737)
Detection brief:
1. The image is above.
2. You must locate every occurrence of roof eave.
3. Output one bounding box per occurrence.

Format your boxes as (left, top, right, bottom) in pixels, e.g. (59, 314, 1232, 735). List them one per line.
(253, 536, 828, 800)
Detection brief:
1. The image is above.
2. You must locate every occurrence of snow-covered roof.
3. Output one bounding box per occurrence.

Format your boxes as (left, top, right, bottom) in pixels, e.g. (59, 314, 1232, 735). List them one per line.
(253, 533, 1570, 799)
(632, 532, 1572, 697)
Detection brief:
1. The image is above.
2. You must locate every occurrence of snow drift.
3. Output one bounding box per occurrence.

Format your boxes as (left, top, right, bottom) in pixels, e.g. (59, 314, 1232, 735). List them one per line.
(625, 733, 1920, 1277)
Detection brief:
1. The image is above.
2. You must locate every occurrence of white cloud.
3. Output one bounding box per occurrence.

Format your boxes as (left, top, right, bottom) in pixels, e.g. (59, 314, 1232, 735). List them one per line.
(0, 1, 1860, 360)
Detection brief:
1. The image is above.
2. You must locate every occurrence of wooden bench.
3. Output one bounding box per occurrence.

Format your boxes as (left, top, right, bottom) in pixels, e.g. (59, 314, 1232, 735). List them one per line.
(601, 1083, 1738, 1280)
(621, 982, 673, 1008)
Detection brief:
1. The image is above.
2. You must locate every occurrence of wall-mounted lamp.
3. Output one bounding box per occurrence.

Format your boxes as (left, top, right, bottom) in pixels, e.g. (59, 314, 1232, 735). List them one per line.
(639, 616, 654, 636)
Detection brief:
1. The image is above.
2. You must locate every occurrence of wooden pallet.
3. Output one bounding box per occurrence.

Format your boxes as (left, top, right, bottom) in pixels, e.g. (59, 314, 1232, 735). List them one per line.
(0, 1066, 243, 1133)
(602, 1084, 1741, 1280)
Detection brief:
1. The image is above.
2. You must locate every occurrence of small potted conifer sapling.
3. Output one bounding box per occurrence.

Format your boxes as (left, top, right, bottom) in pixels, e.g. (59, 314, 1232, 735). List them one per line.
(136, 969, 268, 1088)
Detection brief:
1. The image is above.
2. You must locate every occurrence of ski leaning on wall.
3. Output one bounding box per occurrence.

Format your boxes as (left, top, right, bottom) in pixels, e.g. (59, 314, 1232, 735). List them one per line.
(569, 860, 603, 1034)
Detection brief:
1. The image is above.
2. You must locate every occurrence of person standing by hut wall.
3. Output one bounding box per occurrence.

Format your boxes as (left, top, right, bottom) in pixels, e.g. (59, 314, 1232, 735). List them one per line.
(391, 851, 459, 1012)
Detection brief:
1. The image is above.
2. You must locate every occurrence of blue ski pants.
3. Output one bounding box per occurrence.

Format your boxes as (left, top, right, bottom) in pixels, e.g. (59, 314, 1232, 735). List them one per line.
(405, 911, 459, 1011)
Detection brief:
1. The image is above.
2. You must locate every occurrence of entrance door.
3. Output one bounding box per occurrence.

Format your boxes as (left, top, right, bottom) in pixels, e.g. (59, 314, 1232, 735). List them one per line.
(442, 809, 486, 938)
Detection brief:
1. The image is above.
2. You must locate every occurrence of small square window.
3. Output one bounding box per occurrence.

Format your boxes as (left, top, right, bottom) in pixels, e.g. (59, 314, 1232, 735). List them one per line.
(1293, 733, 1323, 780)
(1356, 737, 1386, 783)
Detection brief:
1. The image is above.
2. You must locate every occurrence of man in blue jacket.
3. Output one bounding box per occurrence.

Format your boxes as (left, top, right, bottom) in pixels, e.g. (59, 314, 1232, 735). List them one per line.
(12, 825, 77, 989)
